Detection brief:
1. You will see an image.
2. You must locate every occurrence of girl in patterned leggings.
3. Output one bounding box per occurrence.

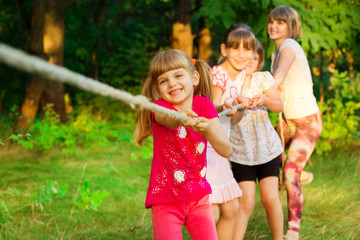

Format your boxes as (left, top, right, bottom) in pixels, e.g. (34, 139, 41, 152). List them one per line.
(268, 6, 323, 240)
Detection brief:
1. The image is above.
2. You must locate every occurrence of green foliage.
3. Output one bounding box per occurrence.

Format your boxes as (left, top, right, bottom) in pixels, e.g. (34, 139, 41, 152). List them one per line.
(0, 133, 31, 148)
(32, 181, 68, 206)
(0, 188, 20, 240)
(316, 70, 360, 154)
(73, 179, 109, 212)
(18, 103, 134, 154)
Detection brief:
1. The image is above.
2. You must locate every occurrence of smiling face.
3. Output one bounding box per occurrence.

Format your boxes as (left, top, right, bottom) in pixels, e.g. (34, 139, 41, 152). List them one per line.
(267, 18, 289, 42)
(156, 68, 199, 110)
(221, 41, 254, 79)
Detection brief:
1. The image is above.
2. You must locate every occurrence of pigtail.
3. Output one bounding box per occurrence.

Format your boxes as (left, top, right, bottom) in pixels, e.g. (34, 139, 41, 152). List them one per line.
(193, 59, 213, 102)
(134, 77, 159, 146)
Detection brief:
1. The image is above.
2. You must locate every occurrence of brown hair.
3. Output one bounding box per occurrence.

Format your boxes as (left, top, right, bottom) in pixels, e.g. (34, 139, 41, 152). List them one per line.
(218, 24, 256, 64)
(134, 49, 213, 145)
(267, 6, 302, 39)
(255, 39, 265, 71)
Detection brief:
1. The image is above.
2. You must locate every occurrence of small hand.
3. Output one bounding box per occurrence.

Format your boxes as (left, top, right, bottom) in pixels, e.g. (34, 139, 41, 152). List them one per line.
(192, 117, 211, 134)
(249, 94, 266, 108)
(179, 109, 199, 128)
(235, 95, 250, 109)
(223, 99, 237, 117)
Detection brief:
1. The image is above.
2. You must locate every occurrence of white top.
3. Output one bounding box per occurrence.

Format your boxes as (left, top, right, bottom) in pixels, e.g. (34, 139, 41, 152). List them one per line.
(271, 38, 319, 119)
(210, 65, 246, 138)
(229, 72, 283, 165)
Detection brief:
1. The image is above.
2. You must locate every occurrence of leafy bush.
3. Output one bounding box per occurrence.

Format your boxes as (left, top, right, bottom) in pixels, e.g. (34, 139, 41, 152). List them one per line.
(18, 103, 135, 154)
(316, 70, 360, 154)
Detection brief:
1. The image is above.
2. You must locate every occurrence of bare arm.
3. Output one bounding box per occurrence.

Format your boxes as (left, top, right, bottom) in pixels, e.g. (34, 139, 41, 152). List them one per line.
(273, 47, 296, 87)
(192, 117, 232, 158)
(213, 86, 237, 115)
(212, 86, 225, 112)
(231, 110, 244, 124)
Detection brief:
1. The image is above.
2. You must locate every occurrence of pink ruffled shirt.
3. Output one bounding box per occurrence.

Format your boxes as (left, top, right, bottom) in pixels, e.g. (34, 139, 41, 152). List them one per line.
(145, 95, 218, 208)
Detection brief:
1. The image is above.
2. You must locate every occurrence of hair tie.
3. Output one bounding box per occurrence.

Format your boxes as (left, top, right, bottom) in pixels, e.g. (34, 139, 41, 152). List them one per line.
(191, 58, 196, 65)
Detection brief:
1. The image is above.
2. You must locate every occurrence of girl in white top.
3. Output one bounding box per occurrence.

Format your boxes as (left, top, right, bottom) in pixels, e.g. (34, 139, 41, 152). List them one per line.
(230, 39, 284, 240)
(206, 23, 252, 240)
(268, 6, 322, 240)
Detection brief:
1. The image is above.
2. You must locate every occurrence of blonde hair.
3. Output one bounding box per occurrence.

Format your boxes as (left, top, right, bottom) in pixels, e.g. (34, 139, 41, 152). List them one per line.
(255, 39, 265, 71)
(218, 24, 256, 64)
(267, 6, 302, 39)
(134, 49, 213, 146)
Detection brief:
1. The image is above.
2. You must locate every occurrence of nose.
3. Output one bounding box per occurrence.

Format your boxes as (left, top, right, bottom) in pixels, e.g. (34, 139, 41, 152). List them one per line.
(237, 48, 246, 58)
(168, 78, 176, 86)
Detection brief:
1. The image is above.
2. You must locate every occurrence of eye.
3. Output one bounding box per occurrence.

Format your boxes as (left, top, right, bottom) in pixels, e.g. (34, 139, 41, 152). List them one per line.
(158, 79, 167, 85)
(175, 74, 183, 79)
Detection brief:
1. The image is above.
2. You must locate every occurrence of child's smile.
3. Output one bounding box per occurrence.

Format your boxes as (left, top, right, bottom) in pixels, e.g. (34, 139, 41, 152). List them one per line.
(157, 68, 198, 110)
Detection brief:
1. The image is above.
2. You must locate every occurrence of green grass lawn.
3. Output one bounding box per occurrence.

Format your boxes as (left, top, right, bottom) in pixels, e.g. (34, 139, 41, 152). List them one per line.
(0, 142, 359, 240)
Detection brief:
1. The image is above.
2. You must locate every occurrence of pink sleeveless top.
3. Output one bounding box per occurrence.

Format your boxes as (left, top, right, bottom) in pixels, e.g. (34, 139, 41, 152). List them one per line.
(145, 95, 218, 208)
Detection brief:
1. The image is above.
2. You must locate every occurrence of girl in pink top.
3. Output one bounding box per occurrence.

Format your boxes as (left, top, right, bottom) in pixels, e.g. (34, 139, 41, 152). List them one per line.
(206, 23, 252, 240)
(135, 49, 232, 240)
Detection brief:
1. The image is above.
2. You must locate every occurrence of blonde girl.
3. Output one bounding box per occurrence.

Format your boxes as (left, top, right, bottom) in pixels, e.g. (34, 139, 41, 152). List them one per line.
(135, 49, 232, 240)
(268, 6, 322, 240)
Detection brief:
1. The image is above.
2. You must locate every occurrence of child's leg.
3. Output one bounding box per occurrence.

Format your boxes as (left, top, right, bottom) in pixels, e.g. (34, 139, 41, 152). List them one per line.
(184, 195, 217, 240)
(232, 181, 256, 240)
(151, 203, 185, 240)
(212, 204, 220, 223)
(259, 176, 283, 240)
(258, 156, 283, 240)
(216, 198, 239, 240)
(284, 112, 322, 235)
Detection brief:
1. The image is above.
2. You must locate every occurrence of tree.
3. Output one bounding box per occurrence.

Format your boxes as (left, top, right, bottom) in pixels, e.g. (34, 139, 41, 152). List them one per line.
(18, 0, 47, 128)
(171, 0, 194, 57)
(18, 0, 80, 128)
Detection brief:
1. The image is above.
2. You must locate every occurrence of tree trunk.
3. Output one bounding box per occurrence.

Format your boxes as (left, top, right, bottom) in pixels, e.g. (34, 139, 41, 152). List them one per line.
(18, 0, 46, 129)
(41, 0, 67, 122)
(171, 0, 193, 57)
(198, 28, 211, 61)
(196, 0, 211, 61)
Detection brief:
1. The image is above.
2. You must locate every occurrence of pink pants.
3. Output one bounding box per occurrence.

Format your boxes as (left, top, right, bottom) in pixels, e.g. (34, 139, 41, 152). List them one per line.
(151, 195, 217, 240)
(284, 112, 322, 232)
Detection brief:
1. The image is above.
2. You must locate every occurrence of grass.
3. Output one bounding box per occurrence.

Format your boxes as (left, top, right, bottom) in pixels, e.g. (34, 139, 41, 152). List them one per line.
(0, 142, 359, 240)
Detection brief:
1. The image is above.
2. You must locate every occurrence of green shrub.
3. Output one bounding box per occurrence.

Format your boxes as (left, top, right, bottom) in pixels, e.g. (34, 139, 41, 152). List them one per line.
(18, 103, 135, 154)
(316, 70, 360, 154)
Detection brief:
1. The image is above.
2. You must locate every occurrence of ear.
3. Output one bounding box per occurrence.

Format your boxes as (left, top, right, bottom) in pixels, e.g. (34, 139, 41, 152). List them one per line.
(193, 71, 200, 87)
(220, 43, 227, 58)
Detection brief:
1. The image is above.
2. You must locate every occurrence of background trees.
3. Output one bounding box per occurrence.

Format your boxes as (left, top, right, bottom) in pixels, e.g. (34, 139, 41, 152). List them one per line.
(0, 0, 359, 150)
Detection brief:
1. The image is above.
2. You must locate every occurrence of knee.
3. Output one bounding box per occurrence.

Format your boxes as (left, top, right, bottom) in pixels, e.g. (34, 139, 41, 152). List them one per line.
(221, 199, 240, 219)
(261, 194, 280, 210)
(239, 196, 255, 216)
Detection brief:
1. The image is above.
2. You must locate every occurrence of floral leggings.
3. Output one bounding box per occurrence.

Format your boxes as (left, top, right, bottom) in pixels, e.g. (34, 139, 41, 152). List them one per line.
(282, 112, 322, 233)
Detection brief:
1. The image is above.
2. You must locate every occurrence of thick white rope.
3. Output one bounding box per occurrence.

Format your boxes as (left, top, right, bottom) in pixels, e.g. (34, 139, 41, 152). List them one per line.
(0, 43, 189, 122)
(0, 43, 246, 121)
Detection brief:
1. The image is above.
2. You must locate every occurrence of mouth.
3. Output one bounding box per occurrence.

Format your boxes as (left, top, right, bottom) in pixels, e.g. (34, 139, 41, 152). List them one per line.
(235, 60, 247, 65)
(169, 88, 183, 95)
